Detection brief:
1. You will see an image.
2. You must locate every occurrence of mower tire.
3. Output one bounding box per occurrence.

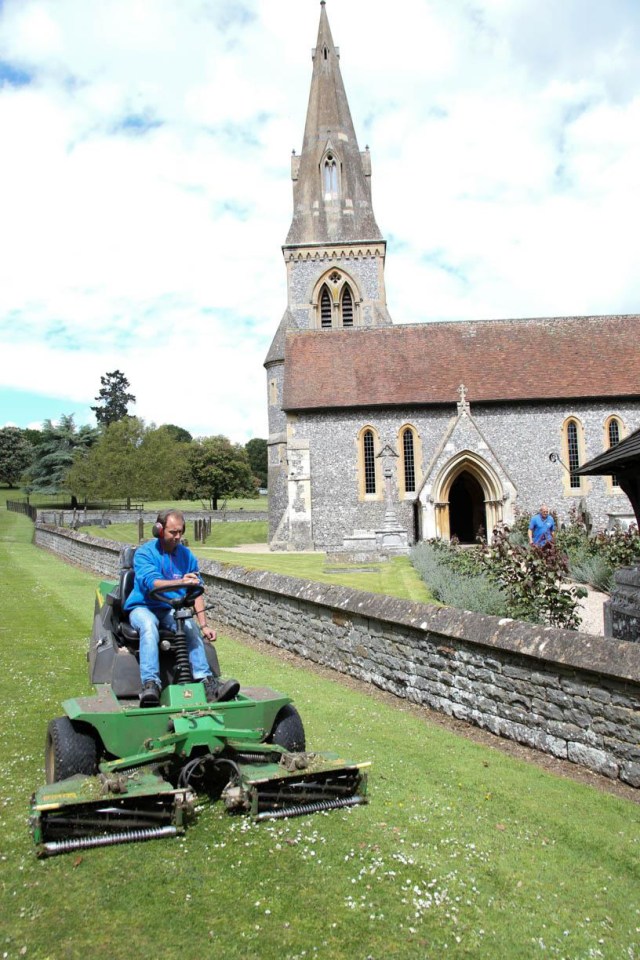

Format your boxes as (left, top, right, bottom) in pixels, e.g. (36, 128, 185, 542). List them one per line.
(45, 717, 99, 784)
(267, 704, 306, 753)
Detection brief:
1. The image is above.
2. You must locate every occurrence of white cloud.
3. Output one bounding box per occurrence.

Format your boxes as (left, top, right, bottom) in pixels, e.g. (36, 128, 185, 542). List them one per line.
(0, 0, 639, 439)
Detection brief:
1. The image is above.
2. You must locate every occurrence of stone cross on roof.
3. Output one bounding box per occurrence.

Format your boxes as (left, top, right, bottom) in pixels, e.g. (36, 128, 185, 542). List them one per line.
(457, 383, 470, 415)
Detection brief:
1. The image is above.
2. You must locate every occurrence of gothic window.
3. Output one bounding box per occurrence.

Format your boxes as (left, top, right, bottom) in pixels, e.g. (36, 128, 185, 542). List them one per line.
(315, 274, 360, 329)
(323, 153, 339, 200)
(341, 286, 354, 327)
(562, 417, 585, 493)
(606, 416, 623, 489)
(567, 421, 581, 487)
(402, 428, 416, 493)
(320, 286, 332, 327)
(363, 430, 376, 494)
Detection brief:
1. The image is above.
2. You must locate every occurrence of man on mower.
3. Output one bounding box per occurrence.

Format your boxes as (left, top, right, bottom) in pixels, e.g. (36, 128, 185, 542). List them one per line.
(124, 509, 240, 708)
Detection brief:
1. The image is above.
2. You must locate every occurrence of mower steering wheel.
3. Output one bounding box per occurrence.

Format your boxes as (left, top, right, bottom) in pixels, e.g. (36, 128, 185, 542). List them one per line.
(149, 581, 205, 610)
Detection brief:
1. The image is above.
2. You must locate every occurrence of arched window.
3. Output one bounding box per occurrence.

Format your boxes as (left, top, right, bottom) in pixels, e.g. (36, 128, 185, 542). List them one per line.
(606, 416, 623, 489)
(320, 286, 332, 328)
(567, 421, 581, 488)
(402, 428, 416, 493)
(363, 430, 376, 494)
(341, 286, 353, 327)
(323, 154, 339, 199)
(561, 417, 586, 493)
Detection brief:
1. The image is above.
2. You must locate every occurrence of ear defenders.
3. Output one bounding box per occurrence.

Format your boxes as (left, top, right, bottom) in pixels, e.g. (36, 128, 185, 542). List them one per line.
(152, 510, 186, 539)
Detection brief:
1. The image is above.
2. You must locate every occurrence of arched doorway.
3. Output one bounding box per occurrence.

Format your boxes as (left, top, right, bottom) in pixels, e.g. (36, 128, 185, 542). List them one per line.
(420, 451, 512, 543)
(449, 470, 486, 543)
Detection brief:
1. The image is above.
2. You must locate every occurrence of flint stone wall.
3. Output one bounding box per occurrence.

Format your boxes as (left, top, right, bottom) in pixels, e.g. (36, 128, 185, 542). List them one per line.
(34, 524, 640, 788)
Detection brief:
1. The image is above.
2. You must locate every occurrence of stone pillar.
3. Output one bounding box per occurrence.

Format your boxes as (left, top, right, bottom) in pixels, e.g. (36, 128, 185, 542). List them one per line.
(287, 440, 313, 551)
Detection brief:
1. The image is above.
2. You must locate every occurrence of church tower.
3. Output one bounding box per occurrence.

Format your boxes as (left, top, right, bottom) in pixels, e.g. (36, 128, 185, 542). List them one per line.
(266, 1, 392, 550)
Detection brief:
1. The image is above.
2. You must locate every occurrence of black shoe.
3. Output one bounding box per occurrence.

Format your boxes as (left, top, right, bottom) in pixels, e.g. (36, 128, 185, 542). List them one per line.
(139, 680, 161, 707)
(203, 676, 240, 703)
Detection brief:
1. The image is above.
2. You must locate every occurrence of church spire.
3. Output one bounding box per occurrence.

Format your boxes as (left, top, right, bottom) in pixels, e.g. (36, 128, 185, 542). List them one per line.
(285, 2, 383, 246)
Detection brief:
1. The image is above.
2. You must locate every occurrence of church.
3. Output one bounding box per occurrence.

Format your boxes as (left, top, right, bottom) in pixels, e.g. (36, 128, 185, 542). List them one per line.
(265, 2, 640, 554)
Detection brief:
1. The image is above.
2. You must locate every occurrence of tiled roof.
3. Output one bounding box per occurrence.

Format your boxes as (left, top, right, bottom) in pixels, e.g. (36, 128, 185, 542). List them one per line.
(282, 315, 640, 410)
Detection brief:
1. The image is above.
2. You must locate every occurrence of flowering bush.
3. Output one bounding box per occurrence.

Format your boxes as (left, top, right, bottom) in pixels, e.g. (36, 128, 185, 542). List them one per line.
(481, 527, 586, 630)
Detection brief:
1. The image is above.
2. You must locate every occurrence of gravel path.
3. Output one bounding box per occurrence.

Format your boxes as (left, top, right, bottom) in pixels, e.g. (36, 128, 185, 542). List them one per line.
(575, 585, 608, 636)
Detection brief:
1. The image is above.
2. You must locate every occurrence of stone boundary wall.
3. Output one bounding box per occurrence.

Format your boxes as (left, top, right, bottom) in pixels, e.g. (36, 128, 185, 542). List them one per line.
(34, 524, 640, 787)
(36, 509, 266, 527)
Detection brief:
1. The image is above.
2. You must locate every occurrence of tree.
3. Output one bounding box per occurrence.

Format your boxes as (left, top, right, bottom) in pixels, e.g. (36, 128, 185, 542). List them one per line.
(158, 424, 193, 444)
(0, 427, 34, 487)
(91, 370, 136, 427)
(183, 436, 256, 510)
(26, 415, 98, 494)
(245, 437, 268, 489)
(66, 418, 188, 504)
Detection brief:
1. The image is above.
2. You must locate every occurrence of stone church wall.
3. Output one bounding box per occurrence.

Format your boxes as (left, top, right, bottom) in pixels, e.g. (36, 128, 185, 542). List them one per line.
(34, 524, 640, 787)
(290, 400, 640, 550)
(478, 400, 640, 529)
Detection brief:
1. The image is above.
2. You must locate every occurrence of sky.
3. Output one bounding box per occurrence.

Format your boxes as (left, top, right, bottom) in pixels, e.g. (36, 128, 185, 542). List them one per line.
(1, 0, 639, 443)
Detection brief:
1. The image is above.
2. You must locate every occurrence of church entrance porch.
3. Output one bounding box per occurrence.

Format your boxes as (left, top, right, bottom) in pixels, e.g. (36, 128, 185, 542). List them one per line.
(449, 470, 486, 543)
(419, 451, 512, 544)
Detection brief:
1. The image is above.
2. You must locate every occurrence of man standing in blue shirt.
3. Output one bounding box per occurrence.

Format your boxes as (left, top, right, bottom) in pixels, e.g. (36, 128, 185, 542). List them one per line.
(124, 508, 240, 707)
(528, 504, 556, 548)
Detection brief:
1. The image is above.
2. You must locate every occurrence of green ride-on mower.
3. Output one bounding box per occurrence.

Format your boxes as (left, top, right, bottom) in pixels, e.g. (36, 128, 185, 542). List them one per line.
(30, 547, 369, 857)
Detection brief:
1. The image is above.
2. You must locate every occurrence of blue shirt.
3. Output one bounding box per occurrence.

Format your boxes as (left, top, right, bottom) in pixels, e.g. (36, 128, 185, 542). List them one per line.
(123, 539, 200, 613)
(529, 512, 555, 546)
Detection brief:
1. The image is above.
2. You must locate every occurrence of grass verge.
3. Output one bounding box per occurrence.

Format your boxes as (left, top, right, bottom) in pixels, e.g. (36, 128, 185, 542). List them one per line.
(81, 521, 433, 602)
(1, 508, 640, 959)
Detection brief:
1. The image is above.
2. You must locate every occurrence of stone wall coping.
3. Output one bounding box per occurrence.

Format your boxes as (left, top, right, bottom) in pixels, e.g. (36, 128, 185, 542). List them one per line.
(199, 559, 640, 685)
(35, 524, 640, 686)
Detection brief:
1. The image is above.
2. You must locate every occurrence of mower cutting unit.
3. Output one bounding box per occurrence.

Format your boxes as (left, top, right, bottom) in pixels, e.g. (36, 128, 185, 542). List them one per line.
(30, 548, 368, 857)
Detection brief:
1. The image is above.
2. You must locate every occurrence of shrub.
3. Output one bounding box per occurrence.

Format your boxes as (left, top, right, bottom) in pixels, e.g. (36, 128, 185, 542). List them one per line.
(410, 543, 508, 617)
(569, 555, 613, 593)
(481, 529, 586, 630)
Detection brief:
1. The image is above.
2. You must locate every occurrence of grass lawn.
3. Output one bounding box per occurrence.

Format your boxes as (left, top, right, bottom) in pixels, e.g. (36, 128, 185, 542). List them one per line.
(2, 507, 640, 959)
(81, 521, 433, 602)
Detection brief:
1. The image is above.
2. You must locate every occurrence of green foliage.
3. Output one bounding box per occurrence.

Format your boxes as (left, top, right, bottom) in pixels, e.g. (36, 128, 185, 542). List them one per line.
(482, 528, 586, 629)
(184, 435, 256, 509)
(557, 522, 640, 591)
(157, 423, 192, 444)
(66, 417, 188, 501)
(245, 437, 268, 488)
(412, 532, 586, 629)
(569, 554, 614, 593)
(25, 414, 99, 494)
(591, 527, 640, 568)
(0, 426, 34, 487)
(91, 369, 136, 427)
(3, 506, 640, 960)
(411, 542, 508, 616)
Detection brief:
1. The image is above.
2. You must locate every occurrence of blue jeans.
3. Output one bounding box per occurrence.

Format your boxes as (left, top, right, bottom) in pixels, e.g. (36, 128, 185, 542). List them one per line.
(129, 606, 212, 686)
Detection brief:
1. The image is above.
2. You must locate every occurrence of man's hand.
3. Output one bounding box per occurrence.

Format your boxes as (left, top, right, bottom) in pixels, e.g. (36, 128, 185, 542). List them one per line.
(181, 572, 202, 587)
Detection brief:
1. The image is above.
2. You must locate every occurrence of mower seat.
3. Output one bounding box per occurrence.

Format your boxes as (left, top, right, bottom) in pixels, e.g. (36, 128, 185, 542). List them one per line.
(113, 556, 174, 649)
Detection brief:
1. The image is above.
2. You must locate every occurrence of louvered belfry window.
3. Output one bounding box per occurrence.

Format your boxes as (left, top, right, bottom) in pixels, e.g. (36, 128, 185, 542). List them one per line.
(320, 286, 332, 327)
(363, 430, 376, 494)
(341, 286, 353, 326)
